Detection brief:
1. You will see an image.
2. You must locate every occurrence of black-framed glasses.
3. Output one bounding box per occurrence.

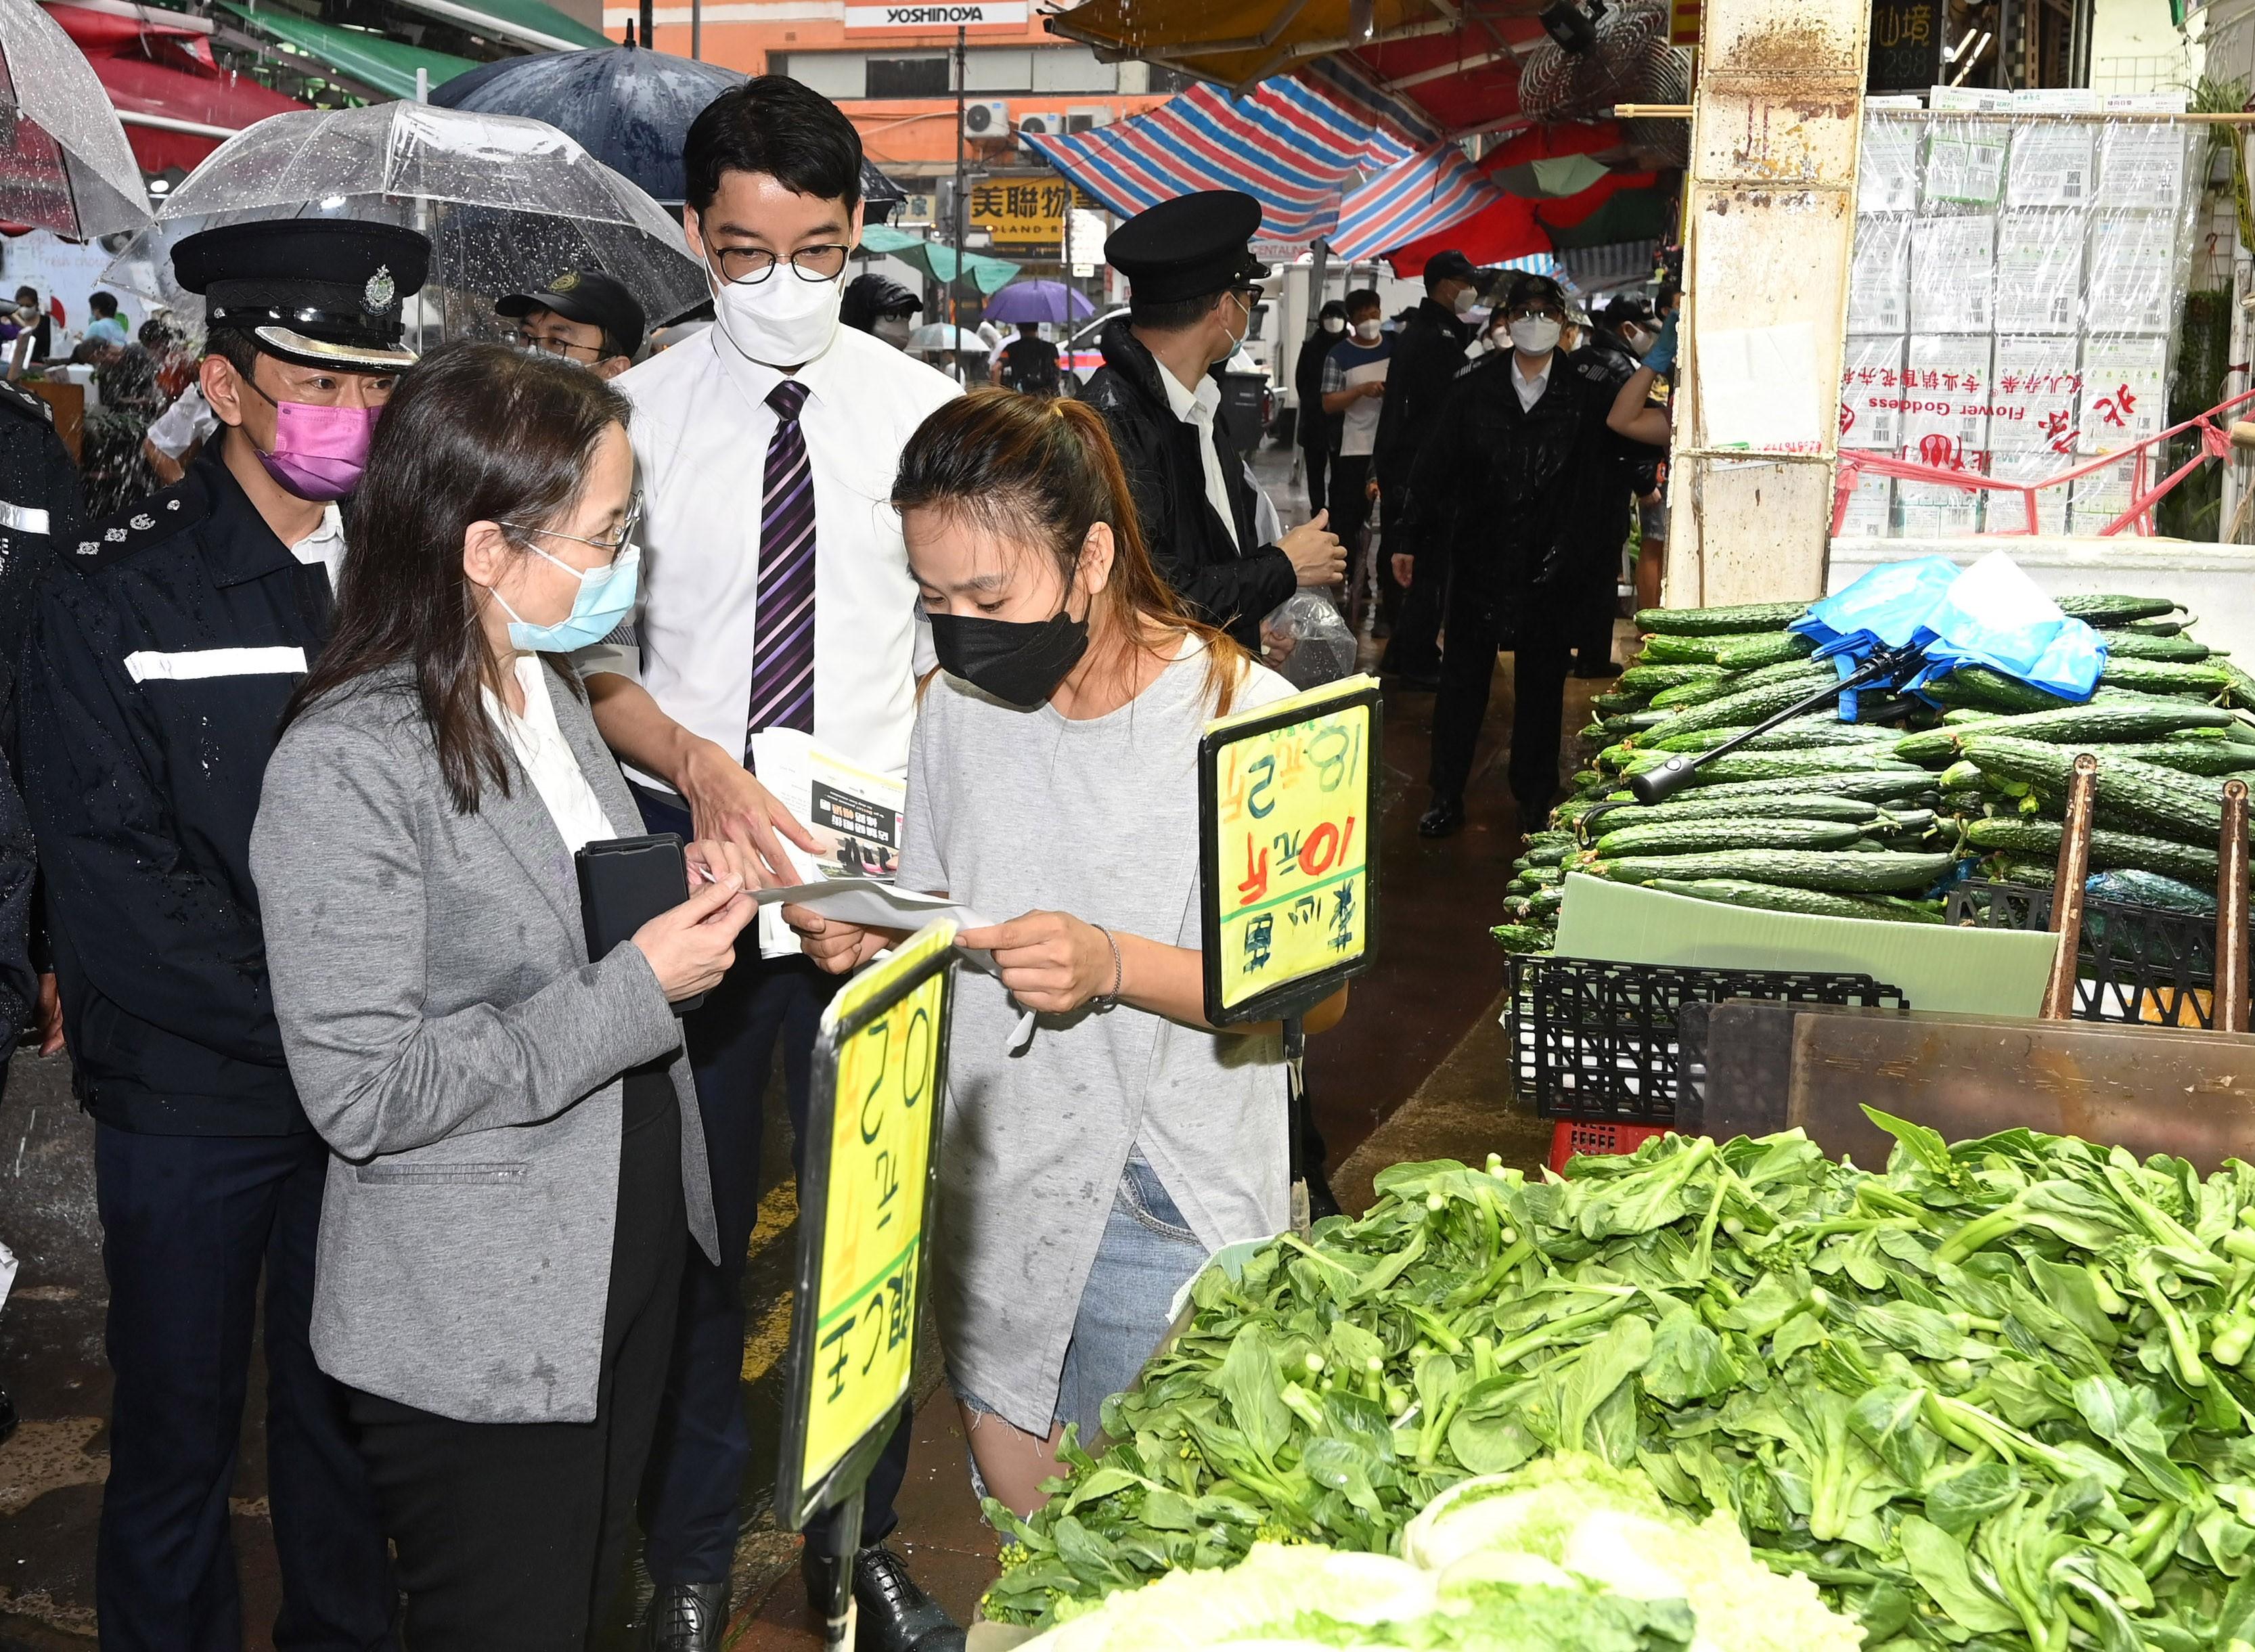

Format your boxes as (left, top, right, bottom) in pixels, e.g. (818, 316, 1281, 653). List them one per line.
(1506, 303, 1565, 322)
(517, 328, 606, 362)
(504, 491, 644, 560)
(711, 244, 852, 286)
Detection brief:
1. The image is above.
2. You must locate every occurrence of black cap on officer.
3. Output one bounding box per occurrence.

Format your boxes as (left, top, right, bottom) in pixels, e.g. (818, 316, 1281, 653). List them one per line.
(1423, 248, 1481, 290)
(174, 219, 430, 374)
(1104, 190, 1268, 305)
(1499, 271, 1570, 314)
(496, 268, 648, 361)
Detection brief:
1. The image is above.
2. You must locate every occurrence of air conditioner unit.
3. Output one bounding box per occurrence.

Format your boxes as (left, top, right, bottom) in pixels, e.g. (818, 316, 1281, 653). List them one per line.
(963, 100, 1010, 139)
(1016, 111, 1060, 140)
(1066, 106, 1114, 132)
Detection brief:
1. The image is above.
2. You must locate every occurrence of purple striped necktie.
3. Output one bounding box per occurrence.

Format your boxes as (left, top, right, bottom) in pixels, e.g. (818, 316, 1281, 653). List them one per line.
(745, 378, 816, 757)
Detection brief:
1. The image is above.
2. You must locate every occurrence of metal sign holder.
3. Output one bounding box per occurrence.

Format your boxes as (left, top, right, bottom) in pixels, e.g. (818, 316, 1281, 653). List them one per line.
(774, 924, 957, 1649)
(1197, 679, 1383, 1218)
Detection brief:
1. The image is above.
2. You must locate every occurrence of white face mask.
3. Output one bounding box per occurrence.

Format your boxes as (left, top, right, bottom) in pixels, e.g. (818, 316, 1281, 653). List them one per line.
(1620, 324, 1651, 356)
(1320, 316, 1345, 334)
(1450, 286, 1478, 316)
(1509, 316, 1563, 355)
(1352, 319, 1382, 342)
(709, 263, 843, 367)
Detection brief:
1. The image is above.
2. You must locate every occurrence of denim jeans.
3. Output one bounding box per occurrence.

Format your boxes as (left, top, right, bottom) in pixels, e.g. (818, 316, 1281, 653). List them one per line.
(956, 1154, 1207, 1446)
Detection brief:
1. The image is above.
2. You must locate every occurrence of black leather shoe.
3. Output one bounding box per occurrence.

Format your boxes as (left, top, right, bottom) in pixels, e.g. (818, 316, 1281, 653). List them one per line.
(1417, 796, 1465, 839)
(645, 1580, 730, 1652)
(803, 1544, 965, 1652)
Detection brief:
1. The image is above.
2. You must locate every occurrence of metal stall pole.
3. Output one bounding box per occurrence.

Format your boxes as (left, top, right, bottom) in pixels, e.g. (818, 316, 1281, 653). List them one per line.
(2040, 752, 2101, 1022)
(2219, 779, 2250, 1034)
(951, 26, 967, 341)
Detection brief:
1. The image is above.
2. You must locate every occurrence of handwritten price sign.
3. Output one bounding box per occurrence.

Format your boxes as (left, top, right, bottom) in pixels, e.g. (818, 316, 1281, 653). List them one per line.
(1199, 676, 1382, 1023)
(777, 921, 955, 1529)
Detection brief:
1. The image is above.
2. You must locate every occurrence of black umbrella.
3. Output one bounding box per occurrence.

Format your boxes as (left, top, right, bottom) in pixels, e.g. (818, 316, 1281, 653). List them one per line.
(430, 45, 906, 221)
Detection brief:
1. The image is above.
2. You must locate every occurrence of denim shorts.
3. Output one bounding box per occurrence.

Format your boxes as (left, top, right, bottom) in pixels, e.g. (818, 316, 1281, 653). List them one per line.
(954, 1153, 1207, 1446)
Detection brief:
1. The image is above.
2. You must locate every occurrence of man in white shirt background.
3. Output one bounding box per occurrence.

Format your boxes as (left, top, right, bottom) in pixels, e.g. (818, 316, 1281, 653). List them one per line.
(573, 79, 963, 1652)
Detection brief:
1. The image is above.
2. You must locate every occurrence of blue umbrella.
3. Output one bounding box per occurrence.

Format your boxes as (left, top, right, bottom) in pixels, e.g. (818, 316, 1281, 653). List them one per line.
(983, 280, 1095, 325)
(431, 46, 905, 221)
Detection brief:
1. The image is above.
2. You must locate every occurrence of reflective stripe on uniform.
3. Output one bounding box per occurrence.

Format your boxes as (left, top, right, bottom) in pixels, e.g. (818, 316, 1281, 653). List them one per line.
(122, 646, 308, 684)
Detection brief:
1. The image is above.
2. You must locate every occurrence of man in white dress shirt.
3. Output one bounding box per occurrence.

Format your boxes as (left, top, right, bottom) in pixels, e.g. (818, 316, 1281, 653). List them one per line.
(575, 80, 962, 1652)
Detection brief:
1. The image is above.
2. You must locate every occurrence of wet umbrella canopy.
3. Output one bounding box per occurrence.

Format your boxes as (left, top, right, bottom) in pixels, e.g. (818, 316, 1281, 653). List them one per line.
(0, 0, 149, 238)
(982, 280, 1095, 326)
(431, 45, 906, 221)
(99, 102, 703, 349)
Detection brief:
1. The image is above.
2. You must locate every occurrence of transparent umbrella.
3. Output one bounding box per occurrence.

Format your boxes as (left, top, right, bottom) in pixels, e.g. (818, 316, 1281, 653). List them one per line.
(101, 102, 705, 349)
(0, 0, 148, 238)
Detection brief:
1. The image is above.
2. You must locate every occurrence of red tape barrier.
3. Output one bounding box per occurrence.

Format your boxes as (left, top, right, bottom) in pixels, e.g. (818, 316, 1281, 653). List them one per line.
(1833, 384, 2255, 539)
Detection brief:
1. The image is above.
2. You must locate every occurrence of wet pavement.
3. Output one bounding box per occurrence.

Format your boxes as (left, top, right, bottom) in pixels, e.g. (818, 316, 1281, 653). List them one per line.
(0, 440, 1621, 1649)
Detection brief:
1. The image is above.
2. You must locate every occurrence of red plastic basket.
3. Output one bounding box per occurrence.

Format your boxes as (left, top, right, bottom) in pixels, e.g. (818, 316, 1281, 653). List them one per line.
(1548, 1120, 1670, 1172)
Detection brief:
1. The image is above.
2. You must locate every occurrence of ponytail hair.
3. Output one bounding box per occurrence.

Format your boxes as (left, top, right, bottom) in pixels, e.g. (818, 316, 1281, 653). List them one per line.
(892, 388, 1253, 711)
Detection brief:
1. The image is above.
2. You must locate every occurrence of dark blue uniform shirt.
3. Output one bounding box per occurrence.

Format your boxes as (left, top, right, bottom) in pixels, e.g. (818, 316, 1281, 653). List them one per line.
(21, 445, 335, 1134)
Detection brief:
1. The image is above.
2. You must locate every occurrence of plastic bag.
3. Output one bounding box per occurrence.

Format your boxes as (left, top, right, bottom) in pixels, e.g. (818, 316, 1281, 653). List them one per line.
(1262, 591, 1359, 690)
(1792, 550, 2105, 705)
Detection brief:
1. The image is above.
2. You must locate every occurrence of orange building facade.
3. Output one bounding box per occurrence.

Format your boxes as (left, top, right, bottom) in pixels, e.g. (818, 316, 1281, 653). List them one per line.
(594, 0, 1175, 191)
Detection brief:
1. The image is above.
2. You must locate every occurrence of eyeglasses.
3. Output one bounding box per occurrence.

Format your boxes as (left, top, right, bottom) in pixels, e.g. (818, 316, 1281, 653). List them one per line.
(1506, 304, 1565, 322)
(504, 491, 643, 560)
(517, 328, 605, 362)
(710, 244, 851, 286)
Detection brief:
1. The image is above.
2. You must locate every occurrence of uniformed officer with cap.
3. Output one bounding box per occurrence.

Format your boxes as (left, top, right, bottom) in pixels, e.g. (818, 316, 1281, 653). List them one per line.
(18, 217, 426, 1652)
(1081, 189, 1343, 652)
(499, 266, 647, 380)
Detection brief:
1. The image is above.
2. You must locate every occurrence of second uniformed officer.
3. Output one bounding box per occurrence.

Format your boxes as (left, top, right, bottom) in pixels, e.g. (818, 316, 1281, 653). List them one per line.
(18, 219, 426, 1652)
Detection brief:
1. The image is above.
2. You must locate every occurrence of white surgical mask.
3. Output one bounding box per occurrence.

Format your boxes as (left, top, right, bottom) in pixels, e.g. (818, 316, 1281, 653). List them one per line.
(874, 315, 914, 347)
(1352, 319, 1382, 342)
(1509, 316, 1563, 355)
(709, 264, 843, 367)
(1320, 315, 1345, 334)
(1621, 324, 1651, 356)
(1450, 286, 1478, 316)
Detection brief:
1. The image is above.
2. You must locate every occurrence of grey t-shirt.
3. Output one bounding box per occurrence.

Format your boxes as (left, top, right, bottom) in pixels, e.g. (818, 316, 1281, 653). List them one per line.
(897, 636, 1295, 1433)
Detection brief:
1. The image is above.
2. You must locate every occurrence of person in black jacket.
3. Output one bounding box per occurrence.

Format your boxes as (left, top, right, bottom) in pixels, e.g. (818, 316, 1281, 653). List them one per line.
(1407, 273, 1670, 839)
(18, 219, 422, 1652)
(1293, 299, 1349, 516)
(1375, 250, 1483, 683)
(1081, 190, 1342, 650)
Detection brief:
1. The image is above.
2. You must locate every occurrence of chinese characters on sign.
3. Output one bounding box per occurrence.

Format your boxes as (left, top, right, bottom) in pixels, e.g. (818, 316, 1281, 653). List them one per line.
(1867, 0, 1940, 92)
(792, 924, 952, 1506)
(966, 175, 1090, 249)
(1206, 686, 1377, 1014)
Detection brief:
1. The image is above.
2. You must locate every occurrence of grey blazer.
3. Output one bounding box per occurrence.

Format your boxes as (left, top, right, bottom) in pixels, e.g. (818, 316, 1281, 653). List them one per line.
(250, 658, 719, 1425)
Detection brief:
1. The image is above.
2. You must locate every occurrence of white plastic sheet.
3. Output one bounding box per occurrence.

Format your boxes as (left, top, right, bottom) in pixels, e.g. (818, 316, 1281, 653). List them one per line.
(1844, 91, 2199, 539)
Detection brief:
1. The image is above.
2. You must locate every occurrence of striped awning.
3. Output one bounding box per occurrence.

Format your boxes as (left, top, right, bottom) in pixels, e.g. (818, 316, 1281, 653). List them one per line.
(1026, 73, 1500, 260)
(1326, 145, 1498, 260)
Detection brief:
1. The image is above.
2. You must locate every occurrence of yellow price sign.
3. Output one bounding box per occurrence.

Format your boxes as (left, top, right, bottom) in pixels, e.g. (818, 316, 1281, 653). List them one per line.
(1199, 676, 1381, 1022)
(777, 920, 956, 1529)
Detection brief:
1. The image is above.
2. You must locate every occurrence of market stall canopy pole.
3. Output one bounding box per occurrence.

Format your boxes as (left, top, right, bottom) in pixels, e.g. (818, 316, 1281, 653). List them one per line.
(1662, 0, 1869, 610)
(0, 0, 150, 238)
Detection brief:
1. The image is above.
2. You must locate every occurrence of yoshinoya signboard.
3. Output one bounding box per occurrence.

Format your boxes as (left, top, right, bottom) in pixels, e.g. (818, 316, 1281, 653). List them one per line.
(843, 1, 1028, 28)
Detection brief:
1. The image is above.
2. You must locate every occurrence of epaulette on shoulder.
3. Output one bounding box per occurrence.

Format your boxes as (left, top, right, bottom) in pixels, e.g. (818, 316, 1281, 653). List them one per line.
(0, 379, 51, 422)
(68, 478, 208, 570)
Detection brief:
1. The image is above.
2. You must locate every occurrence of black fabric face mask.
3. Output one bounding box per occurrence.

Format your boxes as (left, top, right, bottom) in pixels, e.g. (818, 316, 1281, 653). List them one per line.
(928, 603, 1090, 709)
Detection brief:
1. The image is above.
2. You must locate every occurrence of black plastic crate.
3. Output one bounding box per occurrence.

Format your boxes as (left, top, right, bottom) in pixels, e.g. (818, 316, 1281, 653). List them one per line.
(1504, 955, 1908, 1124)
(1944, 878, 2243, 1029)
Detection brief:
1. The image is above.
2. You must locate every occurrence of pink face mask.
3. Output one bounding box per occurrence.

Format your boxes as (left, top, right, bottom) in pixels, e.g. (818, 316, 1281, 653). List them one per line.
(256, 399, 380, 501)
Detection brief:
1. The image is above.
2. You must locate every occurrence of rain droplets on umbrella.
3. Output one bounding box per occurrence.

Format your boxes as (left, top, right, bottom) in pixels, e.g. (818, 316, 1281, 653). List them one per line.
(100, 102, 704, 351)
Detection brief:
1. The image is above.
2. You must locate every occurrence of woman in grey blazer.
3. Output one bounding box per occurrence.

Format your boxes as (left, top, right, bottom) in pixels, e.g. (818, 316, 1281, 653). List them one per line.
(250, 343, 757, 1647)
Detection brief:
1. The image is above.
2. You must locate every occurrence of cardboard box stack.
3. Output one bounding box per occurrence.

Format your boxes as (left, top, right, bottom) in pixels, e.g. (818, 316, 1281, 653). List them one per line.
(1841, 90, 2194, 540)
(1837, 330, 1904, 535)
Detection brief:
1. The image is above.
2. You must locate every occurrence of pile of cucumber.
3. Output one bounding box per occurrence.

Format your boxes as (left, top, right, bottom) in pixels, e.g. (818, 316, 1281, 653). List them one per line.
(1495, 592, 2255, 955)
